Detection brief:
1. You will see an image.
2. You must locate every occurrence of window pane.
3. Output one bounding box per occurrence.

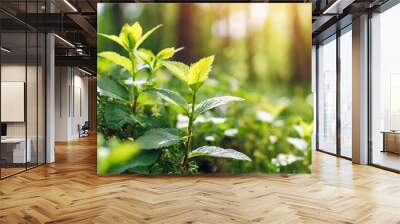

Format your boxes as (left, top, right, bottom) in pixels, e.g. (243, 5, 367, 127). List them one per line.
(371, 4, 400, 171)
(1, 30, 27, 177)
(340, 29, 352, 158)
(318, 37, 337, 154)
(27, 30, 38, 168)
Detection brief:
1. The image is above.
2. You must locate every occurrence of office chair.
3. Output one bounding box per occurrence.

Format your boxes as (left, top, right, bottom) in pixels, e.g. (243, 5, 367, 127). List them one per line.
(79, 121, 90, 138)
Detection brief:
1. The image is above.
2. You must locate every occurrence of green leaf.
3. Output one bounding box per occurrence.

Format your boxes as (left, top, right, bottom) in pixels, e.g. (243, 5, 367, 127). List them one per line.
(98, 51, 133, 74)
(135, 128, 180, 150)
(135, 24, 162, 49)
(130, 150, 161, 167)
(161, 61, 190, 83)
(189, 146, 251, 161)
(120, 22, 142, 50)
(97, 57, 114, 76)
(149, 164, 163, 174)
(156, 48, 175, 60)
(104, 102, 143, 129)
(107, 142, 141, 168)
(98, 33, 128, 51)
(137, 48, 155, 65)
(194, 96, 244, 115)
(161, 56, 214, 89)
(98, 76, 129, 102)
(156, 47, 183, 60)
(109, 65, 131, 80)
(135, 116, 170, 129)
(108, 150, 161, 174)
(127, 166, 149, 174)
(188, 55, 214, 87)
(146, 88, 188, 113)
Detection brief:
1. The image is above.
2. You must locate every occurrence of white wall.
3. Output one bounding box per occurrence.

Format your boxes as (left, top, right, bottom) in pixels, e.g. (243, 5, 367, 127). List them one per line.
(1, 63, 46, 164)
(72, 73, 89, 138)
(55, 66, 69, 141)
(1, 65, 26, 141)
(55, 67, 89, 141)
(1, 65, 33, 138)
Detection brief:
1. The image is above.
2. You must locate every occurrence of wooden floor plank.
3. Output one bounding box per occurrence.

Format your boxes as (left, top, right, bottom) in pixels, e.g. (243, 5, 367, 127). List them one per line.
(0, 135, 400, 224)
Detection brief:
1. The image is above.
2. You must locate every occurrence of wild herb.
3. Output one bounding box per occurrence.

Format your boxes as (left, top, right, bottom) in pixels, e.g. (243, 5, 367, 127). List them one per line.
(97, 22, 251, 174)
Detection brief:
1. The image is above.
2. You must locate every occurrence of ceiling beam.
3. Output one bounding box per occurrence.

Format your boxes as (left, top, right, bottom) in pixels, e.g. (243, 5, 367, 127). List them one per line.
(66, 13, 96, 46)
(322, 0, 356, 14)
(55, 55, 96, 70)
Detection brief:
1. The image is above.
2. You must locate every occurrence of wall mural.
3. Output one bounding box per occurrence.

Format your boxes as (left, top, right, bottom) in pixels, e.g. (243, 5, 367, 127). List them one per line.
(97, 3, 312, 174)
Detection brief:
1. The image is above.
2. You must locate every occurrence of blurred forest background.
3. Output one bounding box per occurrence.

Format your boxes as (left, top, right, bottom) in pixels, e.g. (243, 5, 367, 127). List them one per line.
(98, 3, 313, 173)
(98, 3, 311, 96)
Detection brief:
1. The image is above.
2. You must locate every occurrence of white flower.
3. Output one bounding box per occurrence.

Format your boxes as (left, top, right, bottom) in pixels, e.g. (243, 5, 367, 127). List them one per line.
(287, 137, 308, 151)
(176, 114, 189, 129)
(176, 114, 226, 128)
(205, 135, 216, 142)
(124, 79, 146, 87)
(287, 154, 298, 164)
(224, 128, 238, 137)
(256, 110, 274, 123)
(273, 153, 300, 166)
(209, 117, 226, 124)
(277, 154, 288, 166)
(269, 135, 278, 144)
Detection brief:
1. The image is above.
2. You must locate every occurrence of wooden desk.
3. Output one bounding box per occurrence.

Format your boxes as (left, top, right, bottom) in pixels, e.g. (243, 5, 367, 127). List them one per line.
(382, 131, 400, 154)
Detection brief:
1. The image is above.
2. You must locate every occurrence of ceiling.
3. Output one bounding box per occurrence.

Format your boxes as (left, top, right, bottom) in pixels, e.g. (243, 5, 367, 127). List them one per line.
(311, 0, 390, 43)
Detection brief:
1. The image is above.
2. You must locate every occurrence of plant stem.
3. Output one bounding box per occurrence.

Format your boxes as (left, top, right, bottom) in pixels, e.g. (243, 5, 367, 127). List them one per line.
(181, 92, 196, 174)
(130, 53, 138, 113)
(132, 95, 139, 112)
(146, 60, 156, 82)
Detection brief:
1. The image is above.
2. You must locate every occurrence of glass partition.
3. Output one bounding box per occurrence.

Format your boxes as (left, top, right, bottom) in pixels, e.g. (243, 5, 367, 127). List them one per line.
(339, 27, 352, 158)
(38, 32, 45, 165)
(1, 30, 28, 177)
(317, 35, 337, 154)
(27, 30, 38, 169)
(371, 4, 400, 171)
(0, 1, 46, 179)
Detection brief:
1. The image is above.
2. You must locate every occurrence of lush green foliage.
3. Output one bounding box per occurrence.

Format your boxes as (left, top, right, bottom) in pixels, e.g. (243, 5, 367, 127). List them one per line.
(97, 22, 251, 174)
(98, 4, 313, 174)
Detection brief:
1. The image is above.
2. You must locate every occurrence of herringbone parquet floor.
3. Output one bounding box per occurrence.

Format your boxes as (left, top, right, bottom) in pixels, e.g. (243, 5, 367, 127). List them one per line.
(1, 135, 400, 224)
